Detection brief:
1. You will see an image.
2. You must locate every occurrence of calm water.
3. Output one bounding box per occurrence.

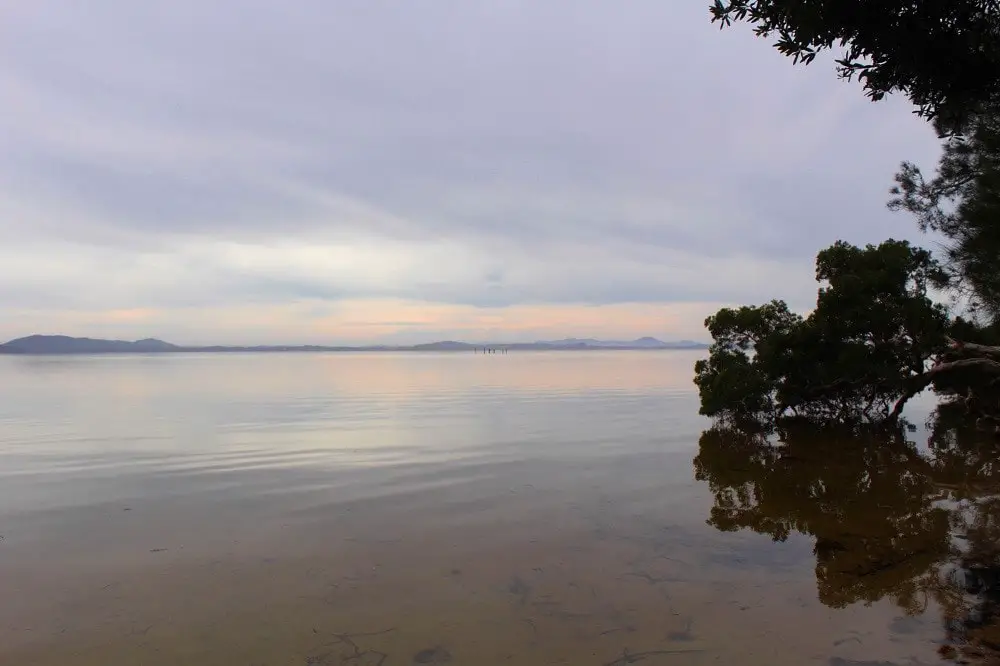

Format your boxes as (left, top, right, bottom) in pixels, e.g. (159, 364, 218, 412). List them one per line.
(0, 351, 988, 665)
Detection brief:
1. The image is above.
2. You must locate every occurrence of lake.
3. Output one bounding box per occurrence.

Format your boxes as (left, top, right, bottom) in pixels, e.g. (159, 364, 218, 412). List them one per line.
(0, 350, 989, 665)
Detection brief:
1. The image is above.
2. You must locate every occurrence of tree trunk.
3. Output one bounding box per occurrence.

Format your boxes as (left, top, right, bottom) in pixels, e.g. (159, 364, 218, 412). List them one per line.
(889, 354, 1000, 420)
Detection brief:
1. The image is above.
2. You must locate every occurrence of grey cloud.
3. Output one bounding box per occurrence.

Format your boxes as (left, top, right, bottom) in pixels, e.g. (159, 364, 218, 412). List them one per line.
(0, 0, 943, 324)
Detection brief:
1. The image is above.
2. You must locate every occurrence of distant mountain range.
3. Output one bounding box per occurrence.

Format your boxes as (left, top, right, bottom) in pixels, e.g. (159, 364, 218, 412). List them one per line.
(0, 334, 708, 355)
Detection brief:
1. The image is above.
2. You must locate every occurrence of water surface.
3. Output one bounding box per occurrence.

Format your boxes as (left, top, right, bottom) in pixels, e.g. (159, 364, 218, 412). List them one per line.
(0, 351, 983, 665)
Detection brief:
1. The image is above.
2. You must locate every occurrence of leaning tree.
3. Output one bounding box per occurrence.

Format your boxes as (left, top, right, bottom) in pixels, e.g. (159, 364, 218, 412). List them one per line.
(702, 0, 1000, 423)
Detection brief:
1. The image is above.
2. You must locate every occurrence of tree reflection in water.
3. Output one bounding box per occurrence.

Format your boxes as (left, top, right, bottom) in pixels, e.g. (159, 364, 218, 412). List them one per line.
(693, 415, 1000, 664)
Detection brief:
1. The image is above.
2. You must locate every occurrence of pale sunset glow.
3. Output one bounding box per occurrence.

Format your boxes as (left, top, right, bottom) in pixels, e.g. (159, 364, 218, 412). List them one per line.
(2, 300, 725, 346)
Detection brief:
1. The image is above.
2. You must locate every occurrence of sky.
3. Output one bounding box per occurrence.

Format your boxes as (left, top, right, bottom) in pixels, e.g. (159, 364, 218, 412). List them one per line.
(1, 1, 943, 345)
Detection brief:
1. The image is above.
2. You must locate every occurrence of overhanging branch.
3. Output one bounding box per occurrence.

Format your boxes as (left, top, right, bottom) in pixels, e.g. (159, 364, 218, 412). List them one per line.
(890, 356, 1000, 419)
(947, 337, 1000, 360)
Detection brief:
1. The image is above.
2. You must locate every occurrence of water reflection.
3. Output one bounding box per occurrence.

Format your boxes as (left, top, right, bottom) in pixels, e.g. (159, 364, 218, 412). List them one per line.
(694, 418, 1000, 664)
(2, 350, 699, 400)
(1, 351, 966, 665)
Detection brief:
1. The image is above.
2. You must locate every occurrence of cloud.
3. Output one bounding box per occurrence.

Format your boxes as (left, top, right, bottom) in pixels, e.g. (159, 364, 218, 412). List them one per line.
(0, 0, 943, 342)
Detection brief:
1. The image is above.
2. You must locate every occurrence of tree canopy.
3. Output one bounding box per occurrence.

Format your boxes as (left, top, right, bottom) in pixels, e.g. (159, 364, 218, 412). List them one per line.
(695, 240, 951, 423)
(694, 4, 1000, 658)
(700, 0, 1000, 427)
(710, 0, 1000, 132)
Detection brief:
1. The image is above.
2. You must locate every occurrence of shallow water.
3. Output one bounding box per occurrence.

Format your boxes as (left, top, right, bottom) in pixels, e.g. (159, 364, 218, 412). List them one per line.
(0, 351, 984, 665)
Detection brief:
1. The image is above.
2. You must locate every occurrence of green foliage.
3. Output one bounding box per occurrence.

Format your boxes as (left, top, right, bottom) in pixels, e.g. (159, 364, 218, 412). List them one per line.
(890, 102, 1000, 320)
(704, 1, 1000, 425)
(695, 240, 950, 422)
(709, 0, 1000, 132)
(699, 6, 1000, 648)
(694, 300, 801, 417)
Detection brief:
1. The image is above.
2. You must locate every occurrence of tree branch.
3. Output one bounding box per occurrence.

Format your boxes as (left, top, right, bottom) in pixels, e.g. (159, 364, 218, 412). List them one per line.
(946, 337, 1000, 360)
(889, 357, 1000, 420)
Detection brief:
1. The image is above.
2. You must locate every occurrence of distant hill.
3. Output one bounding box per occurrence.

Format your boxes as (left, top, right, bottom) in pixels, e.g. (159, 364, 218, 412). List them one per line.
(0, 334, 707, 355)
(0, 335, 179, 354)
(531, 337, 704, 350)
(411, 341, 475, 351)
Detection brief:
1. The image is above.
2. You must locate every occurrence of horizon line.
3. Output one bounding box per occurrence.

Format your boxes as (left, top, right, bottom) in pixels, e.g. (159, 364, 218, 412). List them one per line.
(0, 333, 710, 353)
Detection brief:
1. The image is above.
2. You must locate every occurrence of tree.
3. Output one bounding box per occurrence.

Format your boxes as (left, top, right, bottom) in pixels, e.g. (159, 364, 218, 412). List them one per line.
(709, 0, 1000, 132)
(884, 99, 1000, 423)
(705, 1, 1000, 424)
(693, 300, 802, 418)
(890, 101, 1000, 320)
(695, 239, 951, 422)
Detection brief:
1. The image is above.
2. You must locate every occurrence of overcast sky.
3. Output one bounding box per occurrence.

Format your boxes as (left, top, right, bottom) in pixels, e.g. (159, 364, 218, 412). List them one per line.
(1, 1, 942, 344)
